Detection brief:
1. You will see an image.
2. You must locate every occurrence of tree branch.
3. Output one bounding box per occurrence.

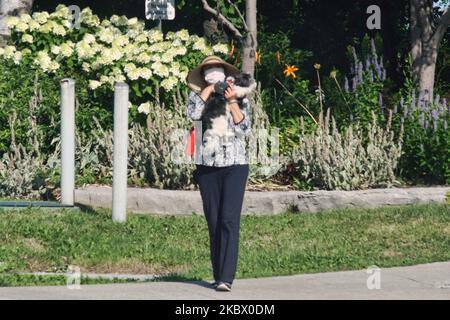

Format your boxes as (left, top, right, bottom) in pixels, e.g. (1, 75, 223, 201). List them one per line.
(225, 0, 249, 32)
(431, 6, 450, 48)
(201, 0, 243, 38)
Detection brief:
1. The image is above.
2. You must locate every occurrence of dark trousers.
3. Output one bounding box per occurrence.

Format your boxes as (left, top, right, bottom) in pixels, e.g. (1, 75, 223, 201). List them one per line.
(194, 164, 249, 284)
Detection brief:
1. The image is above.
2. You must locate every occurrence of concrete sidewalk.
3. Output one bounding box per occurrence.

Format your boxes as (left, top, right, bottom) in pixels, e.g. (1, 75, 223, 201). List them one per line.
(1, 261, 450, 300)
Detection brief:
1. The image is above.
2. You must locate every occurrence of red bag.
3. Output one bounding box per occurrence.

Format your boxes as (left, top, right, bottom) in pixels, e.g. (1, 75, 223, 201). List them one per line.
(185, 126, 195, 156)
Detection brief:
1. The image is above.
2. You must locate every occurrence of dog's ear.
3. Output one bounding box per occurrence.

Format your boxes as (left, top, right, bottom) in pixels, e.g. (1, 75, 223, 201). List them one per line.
(244, 73, 255, 84)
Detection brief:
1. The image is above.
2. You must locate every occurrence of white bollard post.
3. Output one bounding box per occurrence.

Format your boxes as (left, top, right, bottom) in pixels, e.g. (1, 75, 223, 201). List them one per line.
(60, 79, 75, 206)
(112, 82, 129, 223)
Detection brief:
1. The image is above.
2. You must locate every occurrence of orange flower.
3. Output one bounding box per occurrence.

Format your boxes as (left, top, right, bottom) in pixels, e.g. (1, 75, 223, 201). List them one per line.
(283, 64, 299, 78)
(255, 49, 261, 64)
(276, 51, 281, 64)
(227, 39, 235, 57)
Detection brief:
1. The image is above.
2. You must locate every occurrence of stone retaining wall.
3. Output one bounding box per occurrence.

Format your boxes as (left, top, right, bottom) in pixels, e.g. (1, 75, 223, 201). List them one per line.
(74, 185, 450, 215)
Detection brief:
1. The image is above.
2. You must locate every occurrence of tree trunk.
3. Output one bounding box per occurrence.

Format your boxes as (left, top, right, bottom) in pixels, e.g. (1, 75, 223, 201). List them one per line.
(0, 0, 34, 47)
(203, 15, 230, 44)
(241, 0, 257, 78)
(418, 58, 437, 101)
(410, 0, 423, 80)
(410, 0, 450, 101)
(200, 0, 258, 78)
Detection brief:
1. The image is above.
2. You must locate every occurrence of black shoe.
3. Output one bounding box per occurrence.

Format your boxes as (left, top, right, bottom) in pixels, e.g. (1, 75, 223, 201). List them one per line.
(215, 281, 232, 292)
(210, 281, 219, 289)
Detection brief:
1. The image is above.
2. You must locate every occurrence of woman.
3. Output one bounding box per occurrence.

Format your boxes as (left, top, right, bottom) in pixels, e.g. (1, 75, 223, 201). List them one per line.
(186, 55, 252, 292)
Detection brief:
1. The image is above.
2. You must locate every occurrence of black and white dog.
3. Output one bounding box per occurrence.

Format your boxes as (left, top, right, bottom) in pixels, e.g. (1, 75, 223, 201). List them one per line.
(200, 73, 256, 158)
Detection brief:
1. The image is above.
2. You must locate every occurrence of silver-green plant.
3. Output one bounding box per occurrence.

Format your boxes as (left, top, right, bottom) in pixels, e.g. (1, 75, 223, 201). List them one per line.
(290, 108, 404, 190)
(0, 85, 60, 199)
(75, 87, 196, 190)
(247, 82, 285, 186)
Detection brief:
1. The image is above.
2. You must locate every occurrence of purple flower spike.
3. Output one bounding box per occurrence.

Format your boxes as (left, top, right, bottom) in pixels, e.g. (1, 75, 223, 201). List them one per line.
(432, 109, 438, 121)
(377, 57, 384, 78)
(366, 57, 371, 72)
(371, 38, 377, 57)
(372, 56, 378, 69)
(423, 101, 429, 113)
(442, 98, 449, 113)
(358, 62, 363, 82)
(344, 77, 349, 92)
(419, 113, 425, 128)
(434, 95, 440, 106)
(352, 47, 358, 65)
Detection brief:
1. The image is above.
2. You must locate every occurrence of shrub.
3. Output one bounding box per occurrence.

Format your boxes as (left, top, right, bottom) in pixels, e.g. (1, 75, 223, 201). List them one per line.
(71, 87, 195, 190)
(394, 91, 449, 184)
(0, 57, 113, 155)
(0, 102, 60, 200)
(246, 83, 285, 186)
(2, 5, 229, 102)
(289, 109, 404, 190)
(325, 36, 388, 131)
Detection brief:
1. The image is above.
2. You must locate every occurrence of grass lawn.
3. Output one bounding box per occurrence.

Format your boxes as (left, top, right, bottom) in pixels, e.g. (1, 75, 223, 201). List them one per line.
(0, 202, 449, 287)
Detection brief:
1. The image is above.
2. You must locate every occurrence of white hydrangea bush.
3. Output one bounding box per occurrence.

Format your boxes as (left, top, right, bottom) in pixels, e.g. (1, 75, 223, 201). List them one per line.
(1, 4, 230, 109)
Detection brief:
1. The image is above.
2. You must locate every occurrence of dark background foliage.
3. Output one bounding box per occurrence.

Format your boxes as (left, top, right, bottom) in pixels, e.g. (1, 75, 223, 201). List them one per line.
(31, 0, 449, 94)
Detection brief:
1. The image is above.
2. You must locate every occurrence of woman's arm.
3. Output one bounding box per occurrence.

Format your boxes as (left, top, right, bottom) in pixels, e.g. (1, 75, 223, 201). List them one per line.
(187, 86, 215, 121)
(230, 98, 252, 136)
(225, 87, 252, 136)
(228, 101, 245, 124)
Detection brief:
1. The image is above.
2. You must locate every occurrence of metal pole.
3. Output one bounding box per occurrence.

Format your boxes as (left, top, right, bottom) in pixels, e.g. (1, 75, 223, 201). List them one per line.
(60, 78, 75, 206)
(158, 19, 162, 32)
(112, 82, 129, 223)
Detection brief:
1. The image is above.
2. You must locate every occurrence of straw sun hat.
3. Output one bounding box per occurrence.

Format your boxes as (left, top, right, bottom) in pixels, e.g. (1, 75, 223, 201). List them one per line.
(186, 55, 240, 92)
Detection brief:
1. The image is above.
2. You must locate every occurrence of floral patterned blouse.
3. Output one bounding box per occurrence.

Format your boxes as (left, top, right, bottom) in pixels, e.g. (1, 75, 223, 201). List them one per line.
(187, 90, 252, 167)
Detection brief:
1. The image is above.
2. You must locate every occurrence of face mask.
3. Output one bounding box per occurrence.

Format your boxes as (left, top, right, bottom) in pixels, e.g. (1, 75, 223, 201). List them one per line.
(204, 67, 226, 84)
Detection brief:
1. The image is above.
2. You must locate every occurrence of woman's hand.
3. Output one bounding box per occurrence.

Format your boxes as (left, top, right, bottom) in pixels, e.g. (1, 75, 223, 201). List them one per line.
(200, 84, 215, 102)
(224, 86, 238, 101)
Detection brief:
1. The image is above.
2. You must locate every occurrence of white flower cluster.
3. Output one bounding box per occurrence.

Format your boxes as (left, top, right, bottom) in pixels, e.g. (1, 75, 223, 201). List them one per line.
(1, 4, 231, 114)
(138, 102, 151, 115)
(0, 45, 23, 64)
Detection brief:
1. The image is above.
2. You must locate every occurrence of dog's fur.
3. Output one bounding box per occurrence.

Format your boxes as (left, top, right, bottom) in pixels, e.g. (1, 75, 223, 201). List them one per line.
(200, 73, 257, 159)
